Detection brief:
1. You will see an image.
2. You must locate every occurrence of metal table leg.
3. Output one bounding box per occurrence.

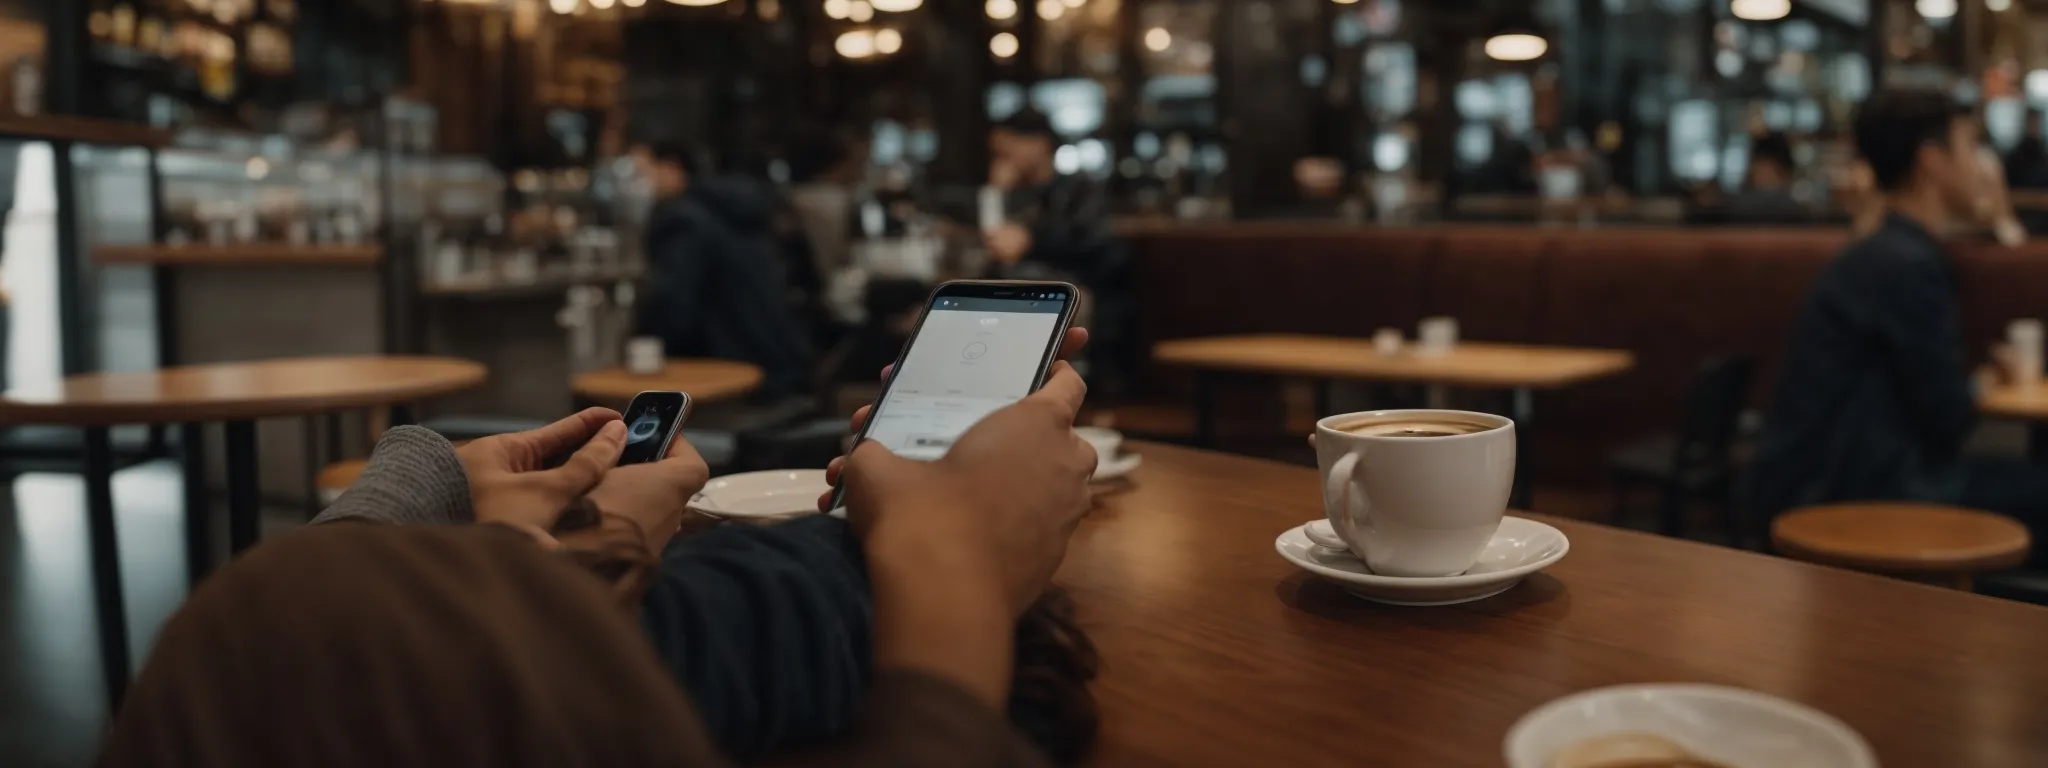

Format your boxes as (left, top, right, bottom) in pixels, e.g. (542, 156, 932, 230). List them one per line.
(225, 420, 260, 553)
(1194, 372, 1218, 449)
(180, 422, 211, 584)
(1510, 387, 1535, 510)
(82, 426, 131, 706)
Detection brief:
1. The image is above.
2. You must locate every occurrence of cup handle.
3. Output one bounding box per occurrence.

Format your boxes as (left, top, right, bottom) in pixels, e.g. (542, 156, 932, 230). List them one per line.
(1308, 452, 1362, 550)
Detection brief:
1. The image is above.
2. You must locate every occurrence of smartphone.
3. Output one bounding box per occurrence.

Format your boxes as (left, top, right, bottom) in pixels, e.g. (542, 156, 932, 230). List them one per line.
(831, 280, 1079, 508)
(618, 391, 692, 466)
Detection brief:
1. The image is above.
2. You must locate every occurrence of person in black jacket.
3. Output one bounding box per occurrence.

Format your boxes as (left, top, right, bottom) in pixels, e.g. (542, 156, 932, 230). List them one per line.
(985, 110, 1133, 395)
(640, 143, 814, 400)
(1754, 90, 2048, 554)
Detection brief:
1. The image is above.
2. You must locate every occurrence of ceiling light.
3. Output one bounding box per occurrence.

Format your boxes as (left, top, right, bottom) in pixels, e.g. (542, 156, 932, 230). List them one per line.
(1143, 27, 1171, 52)
(870, 0, 921, 10)
(1332, 0, 1358, 4)
(1916, 0, 1957, 18)
(1484, 33, 1547, 62)
(590, 0, 614, 7)
(836, 29, 876, 58)
(848, 0, 873, 22)
(550, 0, 577, 13)
(623, 0, 645, 5)
(824, 0, 850, 19)
(1037, 0, 1063, 20)
(1061, 0, 1085, 6)
(664, 0, 730, 4)
(875, 28, 902, 53)
(991, 31, 1019, 58)
(1730, 0, 1790, 20)
(1988, 0, 2012, 10)
(986, 0, 1017, 19)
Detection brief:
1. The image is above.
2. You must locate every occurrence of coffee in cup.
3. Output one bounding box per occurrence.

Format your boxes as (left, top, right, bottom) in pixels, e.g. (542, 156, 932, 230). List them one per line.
(1306, 409, 1515, 577)
(1337, 414, 1499, 438)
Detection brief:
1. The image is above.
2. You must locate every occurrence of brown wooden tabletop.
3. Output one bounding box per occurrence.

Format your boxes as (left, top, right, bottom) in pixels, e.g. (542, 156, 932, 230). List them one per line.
(571, 359, 764, 407)
(0, 356, 487, 426)
(1980, 381, 2048, 421)
(1152, 334, 1635, 389)
(1067, 442, 2048, 767)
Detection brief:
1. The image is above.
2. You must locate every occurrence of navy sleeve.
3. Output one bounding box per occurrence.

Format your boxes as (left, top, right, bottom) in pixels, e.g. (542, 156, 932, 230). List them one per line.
(637, 516, 874, 759)
(1858, 249, 1979, 458)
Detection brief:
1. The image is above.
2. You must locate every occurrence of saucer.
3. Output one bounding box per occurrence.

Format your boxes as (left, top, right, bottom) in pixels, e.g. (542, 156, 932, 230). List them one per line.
(1274, 516, 1568, 606)
(1092, 452, 1143, 482)
(1503, 684, 1876, 768)
(689, 470, 829, 521)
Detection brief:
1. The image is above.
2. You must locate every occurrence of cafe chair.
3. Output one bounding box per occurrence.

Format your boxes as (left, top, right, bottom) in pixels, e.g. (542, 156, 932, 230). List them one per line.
(1608, 355, 1755, 543)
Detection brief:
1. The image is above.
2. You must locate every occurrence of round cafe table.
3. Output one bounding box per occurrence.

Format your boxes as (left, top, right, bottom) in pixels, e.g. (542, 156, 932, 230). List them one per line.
(0, 355, 486, 706)
(570, 358, 764, 407)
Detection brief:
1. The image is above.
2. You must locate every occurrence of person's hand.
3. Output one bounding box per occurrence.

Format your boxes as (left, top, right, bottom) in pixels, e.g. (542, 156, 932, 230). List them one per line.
(584, 438, 713, 548)
(818, 326, 1091, 513)
(458, 408, 628, 531)
(843, 363, 1097, 617)
(985, 223, 1032, 265)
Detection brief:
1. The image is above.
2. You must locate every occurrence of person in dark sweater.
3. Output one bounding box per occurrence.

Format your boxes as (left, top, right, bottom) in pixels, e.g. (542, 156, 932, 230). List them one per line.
(641, 143, 815, 400)
(111, 332, 1103, 766)
(1754, 89, 2048, 551)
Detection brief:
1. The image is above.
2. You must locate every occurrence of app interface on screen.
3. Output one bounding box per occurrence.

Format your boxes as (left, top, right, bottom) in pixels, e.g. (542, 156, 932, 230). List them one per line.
(619, 394, 687, 465)
(866, 294, 1065, 460)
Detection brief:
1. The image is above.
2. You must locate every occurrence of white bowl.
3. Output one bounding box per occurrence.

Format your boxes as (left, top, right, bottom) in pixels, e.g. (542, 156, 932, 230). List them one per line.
(1504, 684, 1877, 768)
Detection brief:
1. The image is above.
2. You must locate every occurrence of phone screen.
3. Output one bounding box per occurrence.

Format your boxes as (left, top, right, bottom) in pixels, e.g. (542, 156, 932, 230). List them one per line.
(863, 289, 1071, 461)
(618, 391, 690, 466)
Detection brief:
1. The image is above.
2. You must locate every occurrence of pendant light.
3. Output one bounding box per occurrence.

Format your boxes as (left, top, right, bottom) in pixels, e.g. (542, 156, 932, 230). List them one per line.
(1730, 0, 1790, 21)
(1484, 5, 1547, 62)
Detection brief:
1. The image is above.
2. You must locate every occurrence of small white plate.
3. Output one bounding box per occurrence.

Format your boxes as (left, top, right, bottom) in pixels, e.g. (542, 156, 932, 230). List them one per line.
(689, 470, 829, 521)
(1504, 684, 1877, 768)
(1092, 452, 1143, 482)
(1274, 516, 1568, 606)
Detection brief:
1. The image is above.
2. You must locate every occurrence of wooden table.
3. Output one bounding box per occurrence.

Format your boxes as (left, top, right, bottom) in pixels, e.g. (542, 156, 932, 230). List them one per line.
(1068, 442, 2048, 767)
(1153, 335, 1635, 506)
(571, 359, 765, 407)
(0, 356, 485, 705)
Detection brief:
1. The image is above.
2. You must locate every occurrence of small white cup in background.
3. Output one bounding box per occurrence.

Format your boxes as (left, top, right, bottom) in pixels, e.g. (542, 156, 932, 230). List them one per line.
(1074, 426, 1123, 472)
(2008, 319, 2044, 387)
(1373, 327, 1403, 356)
(625, 337, 667, 375)
(1418, 316, 1459, 356)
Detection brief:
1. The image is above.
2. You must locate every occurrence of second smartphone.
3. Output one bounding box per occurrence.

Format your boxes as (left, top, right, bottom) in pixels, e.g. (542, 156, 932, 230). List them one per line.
(830, 280, 1079, 507)
(618, 390, 692, 466)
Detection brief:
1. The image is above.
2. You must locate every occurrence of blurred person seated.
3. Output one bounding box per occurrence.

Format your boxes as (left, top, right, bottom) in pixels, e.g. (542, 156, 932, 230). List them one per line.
(985, 109, 1133, 395)
(1726, 132, 1813, 224)
(104, 334, 1104, 766)
(2004, 109, 2048, 192)
(640, 142, 815, 402)
(1753, 89, 2048, 555)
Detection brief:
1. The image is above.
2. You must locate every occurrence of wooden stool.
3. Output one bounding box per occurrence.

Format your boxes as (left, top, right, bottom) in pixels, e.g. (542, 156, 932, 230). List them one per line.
(1772, 502, 2032, 590)
(316, 459, 369, 505)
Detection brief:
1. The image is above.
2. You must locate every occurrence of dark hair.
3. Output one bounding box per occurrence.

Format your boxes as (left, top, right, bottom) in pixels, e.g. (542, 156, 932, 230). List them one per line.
(995, 108, 1057, 140)
(1749, 132, 1795, 172)
(1854, 89, 1969, 191)
(650, 141, 700, 175)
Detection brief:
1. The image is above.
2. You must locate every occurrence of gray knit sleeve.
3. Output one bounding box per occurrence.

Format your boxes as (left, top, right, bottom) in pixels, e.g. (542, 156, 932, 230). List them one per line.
(310, 426, 474, 526)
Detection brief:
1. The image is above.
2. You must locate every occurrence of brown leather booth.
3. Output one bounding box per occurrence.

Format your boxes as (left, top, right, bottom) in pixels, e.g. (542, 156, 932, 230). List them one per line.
(1130, 224, 2048, 483)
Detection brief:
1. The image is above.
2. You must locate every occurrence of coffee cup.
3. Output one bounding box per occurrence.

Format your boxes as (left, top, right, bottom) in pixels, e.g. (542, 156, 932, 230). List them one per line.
(1305, 409, 1515, 577)
(1074, 426, 1123, 470)
(1418, 316, 1459, 356)
(2008, 319, 2043, 387)
(1373, 327, 1404, 356)
(625, 336, 666, 375)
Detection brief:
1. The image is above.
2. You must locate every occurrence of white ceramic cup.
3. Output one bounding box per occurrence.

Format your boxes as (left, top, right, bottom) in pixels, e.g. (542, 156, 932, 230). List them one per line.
(1305, 409, 1515, 577)
(1073, 426, 1123, 471)
(625, 336, 667, 375)
(1418, 316, 1459, 356)
(2009, 319, 2044, 386)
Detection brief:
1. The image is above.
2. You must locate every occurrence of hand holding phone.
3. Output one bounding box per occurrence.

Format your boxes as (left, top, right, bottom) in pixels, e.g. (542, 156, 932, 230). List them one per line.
(617, 391, 691, 466)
